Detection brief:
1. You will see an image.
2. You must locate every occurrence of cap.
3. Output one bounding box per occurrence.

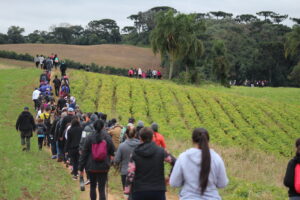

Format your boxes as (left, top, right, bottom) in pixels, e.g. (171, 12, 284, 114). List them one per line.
(24, 106, 29, 110)
(68, 107, 74, 112)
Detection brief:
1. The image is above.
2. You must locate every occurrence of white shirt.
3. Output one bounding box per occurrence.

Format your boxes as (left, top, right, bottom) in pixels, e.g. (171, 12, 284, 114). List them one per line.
(32, 89, 41, 100)
(138, 68, 142, 75)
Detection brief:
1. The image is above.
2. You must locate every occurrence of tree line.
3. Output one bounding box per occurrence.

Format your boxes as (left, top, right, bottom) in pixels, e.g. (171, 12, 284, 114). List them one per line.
(0, 6, 299, 86)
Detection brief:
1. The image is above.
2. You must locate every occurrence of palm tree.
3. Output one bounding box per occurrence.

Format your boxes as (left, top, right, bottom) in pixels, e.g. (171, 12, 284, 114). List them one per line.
(150, 10, 204, 79)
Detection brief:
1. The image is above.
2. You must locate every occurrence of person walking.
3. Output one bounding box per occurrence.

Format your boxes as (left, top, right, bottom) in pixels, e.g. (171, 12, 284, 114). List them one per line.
(151, 123, 166, 149)
(124, 127, 176, 200)
(108, 119, 122, 150)
(53, 75, 61, 97)
(79, 120, 115, 200)
(284, 138, 300, 200)
(32, 88, 41, 111)
(65, 118, 83, 180)
(16, 107, 36, 151)
(36, 118, 47, 150)
(60, 61, 67, 76)
(114, 126, 140, 191)
(170, 128, 229, 200)
(34, 55, 40, 68)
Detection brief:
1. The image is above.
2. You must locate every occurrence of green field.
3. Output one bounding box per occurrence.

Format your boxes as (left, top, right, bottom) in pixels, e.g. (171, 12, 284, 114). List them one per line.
(2, 59, 300, 199)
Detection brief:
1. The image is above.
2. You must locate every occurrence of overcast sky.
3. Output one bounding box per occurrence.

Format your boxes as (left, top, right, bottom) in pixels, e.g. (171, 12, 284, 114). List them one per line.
(0, 0, 299, 34)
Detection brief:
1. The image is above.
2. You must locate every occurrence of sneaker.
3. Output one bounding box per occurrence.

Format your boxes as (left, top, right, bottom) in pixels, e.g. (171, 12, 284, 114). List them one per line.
(51, 155, 57, 159)
(72, 175, 78, 180)
(84, 180, 90, 185)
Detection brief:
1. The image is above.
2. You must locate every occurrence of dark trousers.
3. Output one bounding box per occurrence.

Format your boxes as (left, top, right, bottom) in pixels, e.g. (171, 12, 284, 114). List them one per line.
(58, 140, 65, 160)
(132, 191, 166, 200)
(35, 62, 39, 68)
(38, 137, 44, 150)
(89, 172, 108, 200)
(50, 137, 57, 155)
(121, 175, 126, 189)
(54, 86, 60, 96)
(69, 150, 79, 176)
(33, 100, 39, 110)
(21, 135, 31, 150)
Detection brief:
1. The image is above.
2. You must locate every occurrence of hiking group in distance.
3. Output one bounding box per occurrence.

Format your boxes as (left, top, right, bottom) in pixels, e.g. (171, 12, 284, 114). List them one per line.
(14, 53, 300, 200)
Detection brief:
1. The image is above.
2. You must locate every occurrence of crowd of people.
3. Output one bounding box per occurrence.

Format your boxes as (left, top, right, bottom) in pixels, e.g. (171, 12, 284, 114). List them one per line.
(128, 68, 162, 79)
(16, 53, 300, 200)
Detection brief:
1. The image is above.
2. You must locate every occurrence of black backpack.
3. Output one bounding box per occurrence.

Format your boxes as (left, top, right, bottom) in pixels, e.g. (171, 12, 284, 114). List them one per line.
(43, 114, 51, 130)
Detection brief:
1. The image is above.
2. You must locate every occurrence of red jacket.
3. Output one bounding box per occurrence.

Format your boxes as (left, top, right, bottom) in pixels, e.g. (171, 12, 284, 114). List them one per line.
(152, 132, 166, 149)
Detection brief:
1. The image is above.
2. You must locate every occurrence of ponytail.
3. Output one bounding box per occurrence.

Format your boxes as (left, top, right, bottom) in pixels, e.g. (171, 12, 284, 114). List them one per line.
(295, 138, 300, 156)
(192, 128, 211, 195)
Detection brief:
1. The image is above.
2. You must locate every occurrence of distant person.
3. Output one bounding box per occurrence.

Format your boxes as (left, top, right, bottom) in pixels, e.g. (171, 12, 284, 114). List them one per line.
(45, 57, 53, 71)
(138, 68, 142, 78)
(157, 70, 162, 79)
(34, 55, 40, 68)
(284, 138, 300, 199)
(32, 88, 41, 111)
(151, 123, 166, 149)
(53, 75, 61, 97)
(114, 126, 140, 191)
(16, 107, 36, 151)
(152, 69, 157, 79)
(60, 61, 67, 76)
(39, 55, 45, 69)
(79, 120, 115, 200)
(124, 127, 175, 200)
(53, 54, 59, 69)
(170, 128, 229, 199)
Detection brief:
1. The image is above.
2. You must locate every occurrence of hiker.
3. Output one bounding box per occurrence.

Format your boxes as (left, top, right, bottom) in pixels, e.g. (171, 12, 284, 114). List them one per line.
(60, 61, 67, 76)
(152, 69, 157, 79)
(151, 123, 166, 149)
(128, 69, 134, 77)
(45, 57, 53, 71)
(65, 118, 83, 180)
(16, 107, 36, 151)
(114, 126, 140, 191)
(54, 54, 59, 69)
(124, 127, 176, 200)
(284, 138, 300, 199)
(79, 113, 99, 185)
(79, 120, 115, 200)
(36, 118, 47, 150)
(170, 128, 229, 199)
(120, 118, 135, 143)
(51, 111, 61, 159)
(32, 88, 41, 111)
(108, 118, 122, 150)
(138, 68, 142, 78)
(157, 70, 162, 79)
(53, 75, 61, 97)
(57, 96, 67, 111)
(39, 106, 52, 147)
(40, 72, 48, 84)
(60, 84, 70, 98)
(39, 55, 45, 69)
(136, 120, 144, 139)
(34, 55, 40, 68)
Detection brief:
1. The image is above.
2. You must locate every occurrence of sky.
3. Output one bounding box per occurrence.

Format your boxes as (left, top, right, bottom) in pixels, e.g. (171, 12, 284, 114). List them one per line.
(0, 0, 299, 34)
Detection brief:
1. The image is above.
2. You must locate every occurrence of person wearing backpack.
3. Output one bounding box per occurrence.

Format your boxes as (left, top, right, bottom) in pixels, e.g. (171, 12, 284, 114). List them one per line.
(32, 88, 41, 111)
(79, 120, 115, 200)
(151, 123, 166, 149)
(60, 61, 67, 76)
(170, 128, 229, 200)
(36, 118, 47, 150)
(16, 107, 36, 151)
(124, 127, 176, 200)
(40, 107, 52, 147)
(65, 118, 83, 180)
(53, 75, 61, 97)
(114, 126, 140, 192)
(284, 138, 300, 199)
(108, 119, 122, 150)
(34, 55, 40, 68)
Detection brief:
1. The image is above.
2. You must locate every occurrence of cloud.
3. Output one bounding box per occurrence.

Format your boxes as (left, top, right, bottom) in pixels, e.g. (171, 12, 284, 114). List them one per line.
(0, 0, 299, 34)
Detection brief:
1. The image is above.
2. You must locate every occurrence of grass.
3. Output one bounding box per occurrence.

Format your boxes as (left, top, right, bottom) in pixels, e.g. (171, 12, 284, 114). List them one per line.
(0, 67, 79, 200)
(0, 43, 161, 70)
(202, 85, 300, 106)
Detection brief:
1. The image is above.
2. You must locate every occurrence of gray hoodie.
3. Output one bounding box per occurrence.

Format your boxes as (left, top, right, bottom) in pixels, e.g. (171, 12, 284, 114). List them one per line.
(114, 138, 140, 175)
(170, 148, 228, 200)
(79, 114, 98, 151)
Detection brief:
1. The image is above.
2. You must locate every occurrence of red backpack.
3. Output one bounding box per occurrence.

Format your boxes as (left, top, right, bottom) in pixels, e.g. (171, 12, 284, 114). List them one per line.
(295, 164, 300, 193)
(92, 140, 107, 161)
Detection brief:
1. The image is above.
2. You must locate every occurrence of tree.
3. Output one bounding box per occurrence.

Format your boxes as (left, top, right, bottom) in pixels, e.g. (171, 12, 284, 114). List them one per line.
(150, 10, 204, 79)
(122, 26, 136, 34)
(0, 33, 8, 44)
(210, 11, 233, 19)
(270, 14, 288, 24)
(7, 26, 25, 43)
(236, 14, 258, 23)
(256, 11, 276, 21)
(212, 40, 231, 86)
(288, 63, 300, 86)
(285, 25, 300, 59)
(290, 18, 300, 25)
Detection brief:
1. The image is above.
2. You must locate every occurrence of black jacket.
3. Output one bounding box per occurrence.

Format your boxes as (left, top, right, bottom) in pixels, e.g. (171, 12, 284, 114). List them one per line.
(57, 98, 66, 110)
(53, 78, 61, 88)
(284, 156, 300, 197)
(16, 111, 36, 132)
(65, 126, 83, 152)
(59, 114, 75, 138)
(132, 142, 167, 192)
(50, 117, 59, 140)
(79, 131, 115, 172)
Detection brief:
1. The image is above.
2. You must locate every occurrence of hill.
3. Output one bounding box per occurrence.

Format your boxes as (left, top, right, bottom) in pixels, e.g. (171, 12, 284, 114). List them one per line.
(0, 44, 161, 70)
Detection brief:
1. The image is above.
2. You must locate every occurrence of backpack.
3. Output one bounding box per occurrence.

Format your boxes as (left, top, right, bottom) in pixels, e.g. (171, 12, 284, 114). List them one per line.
(295, 164, 300, 193)
(43, 114, 51, 130)
(92, 140, 107, 161)
(61, 85, 70, 94)
(37, 125, 45, 135)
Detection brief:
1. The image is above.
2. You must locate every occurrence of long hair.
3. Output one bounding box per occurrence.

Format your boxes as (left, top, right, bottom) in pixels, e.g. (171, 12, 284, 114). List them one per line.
(295, 138, 300, 156)
(192, 128, 211, 195)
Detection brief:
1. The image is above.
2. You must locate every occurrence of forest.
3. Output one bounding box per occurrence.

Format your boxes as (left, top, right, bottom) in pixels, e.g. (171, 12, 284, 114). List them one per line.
(1, 6, 299, 87)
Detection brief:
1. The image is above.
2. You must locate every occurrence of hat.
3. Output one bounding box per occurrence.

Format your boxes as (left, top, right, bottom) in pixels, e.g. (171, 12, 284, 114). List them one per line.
(90, 114, 98, 122)
(137, 120, 144, 127)
(24, 106, 29, 110)
(67, 107, 74, 112)
(151, 122, 158, 132)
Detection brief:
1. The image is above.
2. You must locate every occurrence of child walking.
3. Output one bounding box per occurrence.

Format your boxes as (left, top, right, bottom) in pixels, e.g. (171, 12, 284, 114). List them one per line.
(36, 118, 47, 150)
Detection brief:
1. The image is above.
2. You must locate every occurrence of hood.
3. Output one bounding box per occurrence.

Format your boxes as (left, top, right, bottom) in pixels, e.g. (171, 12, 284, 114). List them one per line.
(135, 142, 157, 158)
(137, 120, 144, 127)
(125, 138, 140, 148)
(183, 148, 207, 165)
(21, 111, 31, 117)
(90, 114, 98, 122)
(294, 155, 300, 164)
